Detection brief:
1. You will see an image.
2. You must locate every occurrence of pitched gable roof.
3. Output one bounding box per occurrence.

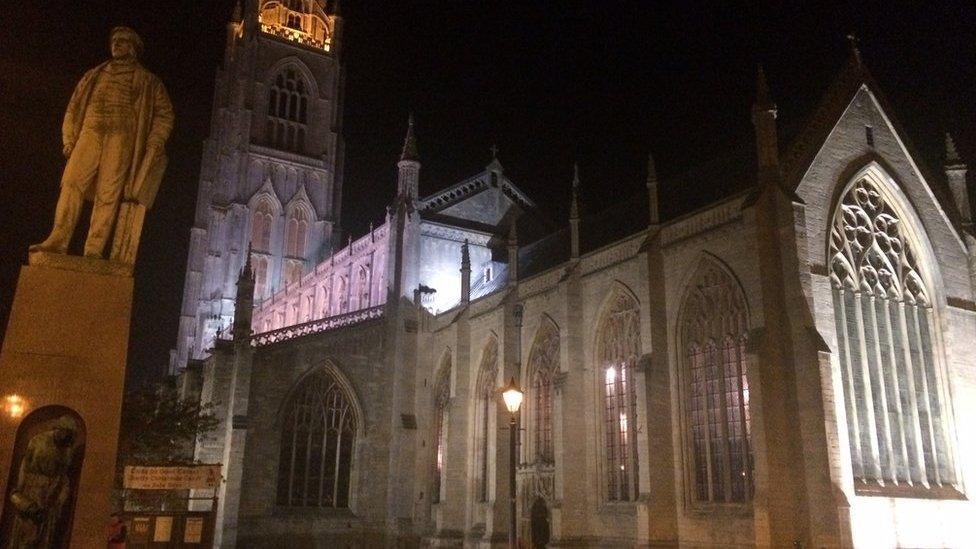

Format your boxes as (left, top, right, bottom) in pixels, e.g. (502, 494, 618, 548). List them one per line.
(780, 49, 966, 232)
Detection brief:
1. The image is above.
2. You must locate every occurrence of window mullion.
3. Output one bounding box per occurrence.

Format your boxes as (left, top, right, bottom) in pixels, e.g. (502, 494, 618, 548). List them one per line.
(909, 304, 941, 486)
(896, 300, 928, 486)
(852, 291, 883, 481)
(867, 294, 897, 482)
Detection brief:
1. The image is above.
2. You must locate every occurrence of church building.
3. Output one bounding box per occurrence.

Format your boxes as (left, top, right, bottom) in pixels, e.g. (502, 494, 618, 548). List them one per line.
(172, 2, 976, 547)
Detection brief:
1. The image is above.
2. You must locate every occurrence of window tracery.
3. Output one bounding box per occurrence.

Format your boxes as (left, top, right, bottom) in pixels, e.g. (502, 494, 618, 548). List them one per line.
(679, 260, 752, 504)
(251, 200, 275, 253)
(829, 177, 957, 494)
(598, 291, 641, 502)
(528, 321, 559, 464)
(358, 266, 370, 308)
(267, 67, 309, 153)
(475, 339, 499, 502)
(432, 356, 451, 504)
(285, 207, 310, 258)
(276, 368, 356, 508)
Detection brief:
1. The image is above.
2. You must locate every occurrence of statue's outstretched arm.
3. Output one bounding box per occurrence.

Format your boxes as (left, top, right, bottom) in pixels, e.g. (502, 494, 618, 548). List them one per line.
(9, 444, 39, 515)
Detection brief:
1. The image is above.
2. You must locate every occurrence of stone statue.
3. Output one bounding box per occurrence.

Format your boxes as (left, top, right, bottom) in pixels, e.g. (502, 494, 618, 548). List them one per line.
(30, 26, 174, 264)
(6, 416, 81, 549)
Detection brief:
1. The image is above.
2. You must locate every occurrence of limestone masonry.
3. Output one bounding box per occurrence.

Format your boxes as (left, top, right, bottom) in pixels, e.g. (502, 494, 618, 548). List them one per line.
(171, 2, 976, 547)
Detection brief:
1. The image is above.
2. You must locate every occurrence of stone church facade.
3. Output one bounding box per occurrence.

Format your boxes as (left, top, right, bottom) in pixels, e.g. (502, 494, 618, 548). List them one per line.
(174, 2, 976, 547)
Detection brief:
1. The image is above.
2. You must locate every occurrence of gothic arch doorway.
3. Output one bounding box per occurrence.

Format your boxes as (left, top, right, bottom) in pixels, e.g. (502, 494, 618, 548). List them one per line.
(529, 497, 550, 548)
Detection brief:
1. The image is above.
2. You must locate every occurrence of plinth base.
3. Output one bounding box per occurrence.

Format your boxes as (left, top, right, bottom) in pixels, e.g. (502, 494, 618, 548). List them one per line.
(0, 254, 132, 548)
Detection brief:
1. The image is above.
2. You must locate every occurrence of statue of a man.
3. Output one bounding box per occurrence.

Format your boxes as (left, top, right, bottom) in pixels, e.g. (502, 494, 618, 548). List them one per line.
(6, 416, 80, 549)
(30, 26, 174, 263)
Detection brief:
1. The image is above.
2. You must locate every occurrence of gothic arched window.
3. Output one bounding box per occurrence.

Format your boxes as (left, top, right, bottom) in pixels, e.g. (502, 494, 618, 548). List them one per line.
(267, 67, 309, 153)
(432, 356, 451, 504)
(679, 260, 752, 504)
(276, 368, 357, 508)
(829, 175, 957, 495)
(358, 266, 370, 309)
(474, 339, 499, 502)
(283, 260, 303, 288)
(337, 276, 348, 313)
(251, 200, 275, 253)
(597, 290, 641, 502)
(253, 256, 269, 301)
(320, 283, 331, 318)
(528, 320, 559, 464)
(285, 207, 310, 258)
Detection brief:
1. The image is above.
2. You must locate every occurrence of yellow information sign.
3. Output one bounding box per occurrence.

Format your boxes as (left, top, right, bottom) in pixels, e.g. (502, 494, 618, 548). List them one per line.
(123, 465, 222, 490)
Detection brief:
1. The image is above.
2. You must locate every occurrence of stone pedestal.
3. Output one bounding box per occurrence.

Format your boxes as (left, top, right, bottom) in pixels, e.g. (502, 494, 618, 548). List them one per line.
(0, 253, 133, 548)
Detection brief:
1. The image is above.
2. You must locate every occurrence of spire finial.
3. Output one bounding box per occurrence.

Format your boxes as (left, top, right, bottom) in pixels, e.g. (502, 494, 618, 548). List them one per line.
(400, 113, 419, 162)
(646, 152, 660, 226)
(846, 33, 862, 65)
(946, 132, 961, 164)
(491, 144, 499, 159)
(755, 65, 774, 110)
(241, 242, 254, 279)
(646, 153, 657, 187)
(570, 163, 581, 220)
(461, 239, 471, 269)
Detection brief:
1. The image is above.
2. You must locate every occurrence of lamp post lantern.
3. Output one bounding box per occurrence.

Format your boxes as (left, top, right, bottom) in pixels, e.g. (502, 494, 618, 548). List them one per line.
(501, 377, 523, 549)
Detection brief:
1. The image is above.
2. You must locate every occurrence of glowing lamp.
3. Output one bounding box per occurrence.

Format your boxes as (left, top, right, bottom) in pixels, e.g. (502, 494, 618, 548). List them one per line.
(501, 377, 523, 414)
(4, 395, 26, 419)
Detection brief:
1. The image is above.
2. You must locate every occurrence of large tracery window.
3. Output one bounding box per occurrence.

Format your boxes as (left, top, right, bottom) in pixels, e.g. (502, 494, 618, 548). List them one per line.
(432, 357, 451, 504)
(829, 176, 958, 496)
(276, 368, 357, 508)
(679, 260, 752, 504)
(475, 339, 499, 503)
(598, 290, 641, 502)
(528, 320, 559, 464)
(267, 67, 309, 153)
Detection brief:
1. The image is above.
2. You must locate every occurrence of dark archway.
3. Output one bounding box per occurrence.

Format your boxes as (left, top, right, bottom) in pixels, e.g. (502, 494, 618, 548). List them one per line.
(530, 497, 550, 549)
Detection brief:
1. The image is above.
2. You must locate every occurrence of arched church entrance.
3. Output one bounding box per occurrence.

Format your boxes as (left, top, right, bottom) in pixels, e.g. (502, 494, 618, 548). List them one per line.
(529, 497, 550, 549)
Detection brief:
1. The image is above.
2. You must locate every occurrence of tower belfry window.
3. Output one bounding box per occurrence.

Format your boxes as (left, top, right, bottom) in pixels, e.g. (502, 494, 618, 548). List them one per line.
(267, 68, 309, 153)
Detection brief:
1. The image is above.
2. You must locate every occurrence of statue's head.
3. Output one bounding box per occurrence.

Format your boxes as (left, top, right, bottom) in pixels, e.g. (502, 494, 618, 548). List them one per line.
(52, 415, 79, 447)
(110, 26, 143, 60)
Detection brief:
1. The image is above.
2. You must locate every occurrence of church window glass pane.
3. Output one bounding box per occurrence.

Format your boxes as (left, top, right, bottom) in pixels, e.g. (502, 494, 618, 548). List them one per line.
(679, 261, 752, 504)
(276, 369, 356, 508)
(598, 291, 641, 501)
(829, 177, 957, 495)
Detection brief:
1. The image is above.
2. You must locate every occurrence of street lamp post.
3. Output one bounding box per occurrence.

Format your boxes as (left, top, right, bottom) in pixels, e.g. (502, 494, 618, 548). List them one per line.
(501, 377, 524, 549)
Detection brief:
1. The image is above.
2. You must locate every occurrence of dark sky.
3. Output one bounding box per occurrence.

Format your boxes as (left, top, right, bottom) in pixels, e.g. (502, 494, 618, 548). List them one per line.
(1, 1, 973, 389)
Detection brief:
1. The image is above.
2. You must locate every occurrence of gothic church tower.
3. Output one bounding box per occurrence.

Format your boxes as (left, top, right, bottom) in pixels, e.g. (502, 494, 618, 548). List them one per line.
(171, 0, 345, 372)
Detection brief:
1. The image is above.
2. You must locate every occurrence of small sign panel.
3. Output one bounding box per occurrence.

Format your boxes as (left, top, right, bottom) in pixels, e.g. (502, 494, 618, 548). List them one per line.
(184, 517, 205, 543)
(153, 516, 173, 542)
(123, 465, 222, 490)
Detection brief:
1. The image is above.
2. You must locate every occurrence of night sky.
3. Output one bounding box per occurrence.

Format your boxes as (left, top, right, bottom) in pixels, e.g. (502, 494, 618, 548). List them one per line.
(1, 1, 973, 389)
